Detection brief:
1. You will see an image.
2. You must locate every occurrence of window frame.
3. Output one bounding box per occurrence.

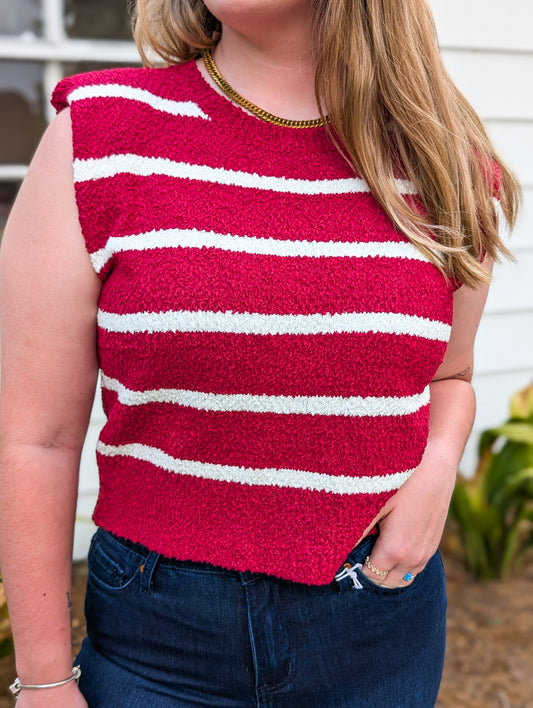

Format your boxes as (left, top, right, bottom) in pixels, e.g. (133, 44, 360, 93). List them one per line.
(0, 0, 139, 182)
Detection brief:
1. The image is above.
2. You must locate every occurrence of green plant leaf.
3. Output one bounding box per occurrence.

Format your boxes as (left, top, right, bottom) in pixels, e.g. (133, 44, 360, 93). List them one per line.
(478, 430, 499, 457)
(485, 423, 533, 446)
(483, 443, 533, 503)
(492, 468, 533, 509)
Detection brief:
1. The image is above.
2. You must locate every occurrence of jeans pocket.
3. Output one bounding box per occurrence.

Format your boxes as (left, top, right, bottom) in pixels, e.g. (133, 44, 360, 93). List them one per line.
(87, 528, 143, 592)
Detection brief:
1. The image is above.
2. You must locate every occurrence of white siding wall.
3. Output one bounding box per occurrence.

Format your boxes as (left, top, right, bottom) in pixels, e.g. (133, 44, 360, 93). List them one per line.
(73, 1, 533, 557)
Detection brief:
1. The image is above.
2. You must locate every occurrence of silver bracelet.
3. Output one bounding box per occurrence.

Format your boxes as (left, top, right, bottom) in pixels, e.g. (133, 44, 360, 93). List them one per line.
(9, 665, 81, 697)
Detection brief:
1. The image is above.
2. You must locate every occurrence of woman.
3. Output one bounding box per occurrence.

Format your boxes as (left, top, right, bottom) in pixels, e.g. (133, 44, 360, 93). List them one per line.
(0, 1, 520, 706)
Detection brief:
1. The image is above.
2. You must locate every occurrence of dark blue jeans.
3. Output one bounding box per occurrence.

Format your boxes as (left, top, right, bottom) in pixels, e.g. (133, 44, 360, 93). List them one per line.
(77, 528, 446, 707)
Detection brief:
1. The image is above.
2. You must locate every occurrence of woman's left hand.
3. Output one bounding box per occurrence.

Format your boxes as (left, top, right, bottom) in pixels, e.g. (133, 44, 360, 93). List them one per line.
(359, 443, 457, 588)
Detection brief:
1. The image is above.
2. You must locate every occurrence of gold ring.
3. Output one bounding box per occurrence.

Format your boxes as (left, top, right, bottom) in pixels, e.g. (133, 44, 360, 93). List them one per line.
(364, 555, 390, 578)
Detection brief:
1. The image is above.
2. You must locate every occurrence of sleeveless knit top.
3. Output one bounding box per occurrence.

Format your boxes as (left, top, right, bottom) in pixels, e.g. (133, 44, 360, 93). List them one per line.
(52, 60, 455, 585)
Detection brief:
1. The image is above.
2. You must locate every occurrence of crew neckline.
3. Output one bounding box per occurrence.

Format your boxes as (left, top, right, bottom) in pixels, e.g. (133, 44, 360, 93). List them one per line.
(188, 56, 327, 132)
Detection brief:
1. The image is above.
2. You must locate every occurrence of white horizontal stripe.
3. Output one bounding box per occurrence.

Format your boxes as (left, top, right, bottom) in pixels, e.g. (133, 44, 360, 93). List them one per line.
(90, 227, 428, 273)
(101, 374, 430, 418)
(73, 154, 417, 196)
(97, 308, 452, 341)
(96, 440, 415, 495)
(68, 83, 210, 120)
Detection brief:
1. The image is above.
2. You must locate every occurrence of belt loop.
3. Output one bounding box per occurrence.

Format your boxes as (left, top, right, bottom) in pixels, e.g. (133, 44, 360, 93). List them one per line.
(139, 551, 160, 593)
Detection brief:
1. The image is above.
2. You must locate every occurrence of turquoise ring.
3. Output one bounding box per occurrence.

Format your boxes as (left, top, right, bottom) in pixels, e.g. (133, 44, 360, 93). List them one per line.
(403, 572, 413, 582)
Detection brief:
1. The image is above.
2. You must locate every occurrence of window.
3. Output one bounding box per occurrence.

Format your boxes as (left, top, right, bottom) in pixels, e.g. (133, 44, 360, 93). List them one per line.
(0, 0, 140, 233)
(65, 0, 133, 40)
(0, 0, 43, 37)
(0, 61, 46, 165)
(0, 182, 19, 238)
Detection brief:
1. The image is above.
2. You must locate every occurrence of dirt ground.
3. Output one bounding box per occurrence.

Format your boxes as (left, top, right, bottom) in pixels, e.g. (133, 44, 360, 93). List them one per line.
(1, 542, 532, 708)
(436, 547, 533, 708)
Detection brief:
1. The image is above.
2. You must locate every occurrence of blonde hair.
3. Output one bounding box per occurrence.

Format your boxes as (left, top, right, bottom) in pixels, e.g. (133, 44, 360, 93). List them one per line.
(132, 0, 521, 288)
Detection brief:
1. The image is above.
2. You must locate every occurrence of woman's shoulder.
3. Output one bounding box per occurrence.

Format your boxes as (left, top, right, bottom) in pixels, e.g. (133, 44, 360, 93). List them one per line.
(51, 61, 197, 114)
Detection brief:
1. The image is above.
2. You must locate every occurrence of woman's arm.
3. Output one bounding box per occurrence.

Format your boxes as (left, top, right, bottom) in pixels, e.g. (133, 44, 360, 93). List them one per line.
(360, 268, 492, 586)
(0, 109, 101, 706)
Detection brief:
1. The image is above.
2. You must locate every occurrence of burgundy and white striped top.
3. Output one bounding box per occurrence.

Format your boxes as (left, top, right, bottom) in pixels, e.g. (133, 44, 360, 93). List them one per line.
(53, 60, 454, 584)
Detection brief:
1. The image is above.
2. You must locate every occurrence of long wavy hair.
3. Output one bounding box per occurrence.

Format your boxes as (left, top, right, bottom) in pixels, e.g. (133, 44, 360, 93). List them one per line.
(131, 0, 521, 287)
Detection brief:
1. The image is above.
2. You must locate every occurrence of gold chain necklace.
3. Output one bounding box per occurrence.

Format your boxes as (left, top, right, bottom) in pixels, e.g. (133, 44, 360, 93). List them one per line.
(201, 49, 328, 129)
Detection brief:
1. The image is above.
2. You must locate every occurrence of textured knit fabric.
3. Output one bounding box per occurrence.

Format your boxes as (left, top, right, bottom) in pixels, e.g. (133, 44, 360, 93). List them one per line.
(52, 60, 455, 585)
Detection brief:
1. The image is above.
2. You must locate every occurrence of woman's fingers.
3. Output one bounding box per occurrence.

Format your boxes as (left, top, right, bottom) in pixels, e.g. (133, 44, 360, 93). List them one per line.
(360, 530, 429, 588)
(360, 555, 423, 588)
(361, 563, 421, 587)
